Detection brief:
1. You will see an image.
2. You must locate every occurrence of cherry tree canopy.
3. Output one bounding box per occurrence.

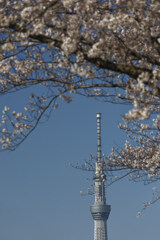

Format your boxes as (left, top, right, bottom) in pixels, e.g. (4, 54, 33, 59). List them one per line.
(0, 0, 160, 191)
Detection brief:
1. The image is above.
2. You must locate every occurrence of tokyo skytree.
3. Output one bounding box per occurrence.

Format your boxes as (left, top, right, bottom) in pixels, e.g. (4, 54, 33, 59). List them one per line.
(90, 113, 111, 240)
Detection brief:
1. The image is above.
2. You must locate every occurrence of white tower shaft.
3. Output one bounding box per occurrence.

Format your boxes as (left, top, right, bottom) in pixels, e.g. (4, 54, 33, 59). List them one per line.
(90, 113, 111, 240)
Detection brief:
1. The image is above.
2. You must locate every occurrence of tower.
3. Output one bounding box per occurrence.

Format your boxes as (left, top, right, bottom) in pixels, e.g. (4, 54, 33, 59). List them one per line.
(90, 113, 111, 240)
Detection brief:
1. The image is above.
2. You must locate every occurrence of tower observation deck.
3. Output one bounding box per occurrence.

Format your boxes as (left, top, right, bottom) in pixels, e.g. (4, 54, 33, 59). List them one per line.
(90, 113, 111, 240)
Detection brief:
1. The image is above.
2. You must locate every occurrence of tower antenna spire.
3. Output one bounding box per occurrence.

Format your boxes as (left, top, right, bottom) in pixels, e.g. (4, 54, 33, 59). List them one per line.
(96, 113, 102, 163)
(95, 113, 103, 177)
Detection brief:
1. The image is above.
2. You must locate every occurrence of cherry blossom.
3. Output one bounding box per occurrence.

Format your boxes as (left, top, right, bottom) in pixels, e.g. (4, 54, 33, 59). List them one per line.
(0, 1, 160, 195)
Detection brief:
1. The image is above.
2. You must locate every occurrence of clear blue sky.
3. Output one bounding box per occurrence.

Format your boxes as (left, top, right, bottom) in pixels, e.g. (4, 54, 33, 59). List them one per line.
(0, 92, 160, 240)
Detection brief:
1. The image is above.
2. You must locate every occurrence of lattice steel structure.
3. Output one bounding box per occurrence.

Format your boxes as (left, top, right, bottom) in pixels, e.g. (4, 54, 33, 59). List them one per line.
(90, 113, 111, 240)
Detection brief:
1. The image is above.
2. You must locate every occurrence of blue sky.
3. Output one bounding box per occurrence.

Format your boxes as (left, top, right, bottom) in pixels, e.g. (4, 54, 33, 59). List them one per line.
(0, 93, 160, 240)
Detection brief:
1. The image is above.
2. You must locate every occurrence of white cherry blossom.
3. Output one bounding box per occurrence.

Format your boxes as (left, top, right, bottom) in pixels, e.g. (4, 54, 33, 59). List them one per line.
(0, 1, 160, 201)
